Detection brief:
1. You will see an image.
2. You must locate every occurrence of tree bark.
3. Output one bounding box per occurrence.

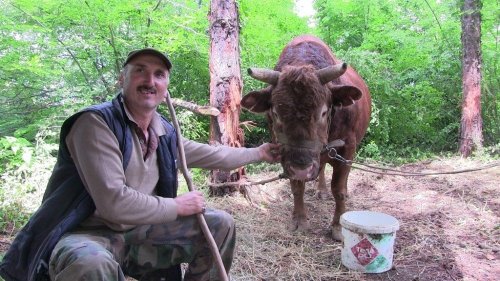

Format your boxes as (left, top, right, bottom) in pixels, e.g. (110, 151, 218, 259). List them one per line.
(208, 0, 245, 194)
(459, 0, 483, 157)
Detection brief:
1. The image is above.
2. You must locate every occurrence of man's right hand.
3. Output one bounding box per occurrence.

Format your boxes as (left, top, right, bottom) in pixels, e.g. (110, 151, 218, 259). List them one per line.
(174, 191, 206, 216)
(258, 142, 281, 163)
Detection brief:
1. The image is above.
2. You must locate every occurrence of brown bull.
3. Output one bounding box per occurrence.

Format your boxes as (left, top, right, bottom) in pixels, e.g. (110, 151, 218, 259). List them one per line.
(241, 35, 371, 240)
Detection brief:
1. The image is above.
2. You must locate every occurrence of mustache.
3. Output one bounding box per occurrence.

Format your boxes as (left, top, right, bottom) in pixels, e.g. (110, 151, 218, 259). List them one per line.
(137, 85, 157, 94)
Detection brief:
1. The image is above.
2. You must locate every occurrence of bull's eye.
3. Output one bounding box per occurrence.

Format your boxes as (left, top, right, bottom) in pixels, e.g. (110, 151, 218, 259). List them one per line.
(320, 109, 329, 122)
(319, 105, 329, 124)
(272, 108, 279, 120)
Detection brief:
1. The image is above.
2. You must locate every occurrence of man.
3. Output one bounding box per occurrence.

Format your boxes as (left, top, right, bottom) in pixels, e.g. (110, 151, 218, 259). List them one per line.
(0, 48, 280, 281)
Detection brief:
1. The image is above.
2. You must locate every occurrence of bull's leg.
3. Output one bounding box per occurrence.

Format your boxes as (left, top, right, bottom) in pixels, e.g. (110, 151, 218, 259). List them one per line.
(316, 163, 331, 199)
(290, 179, 309, 231)
(330, 148, 354, 241)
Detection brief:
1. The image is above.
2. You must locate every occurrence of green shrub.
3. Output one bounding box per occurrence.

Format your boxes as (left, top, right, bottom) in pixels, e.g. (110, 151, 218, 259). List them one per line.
(0, 132, 57, 233)
(0, 136, 33, 174)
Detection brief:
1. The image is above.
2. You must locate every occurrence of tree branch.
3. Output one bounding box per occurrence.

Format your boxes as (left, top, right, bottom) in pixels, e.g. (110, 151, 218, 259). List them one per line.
(171, 98, 220, 116)
(423, 0, 453, 48)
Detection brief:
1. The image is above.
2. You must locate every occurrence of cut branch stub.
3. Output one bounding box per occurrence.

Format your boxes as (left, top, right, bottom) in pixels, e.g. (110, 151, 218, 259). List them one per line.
(171, 98, 220, 116)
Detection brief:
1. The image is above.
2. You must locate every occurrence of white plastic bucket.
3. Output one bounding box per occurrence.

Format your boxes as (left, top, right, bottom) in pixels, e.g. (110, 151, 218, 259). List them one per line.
(340, 210, 400, 273)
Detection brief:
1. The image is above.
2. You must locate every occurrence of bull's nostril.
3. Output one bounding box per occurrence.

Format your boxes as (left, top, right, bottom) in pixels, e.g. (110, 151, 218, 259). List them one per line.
(289, 164, 314, 180)
(293, 158, 311, 167)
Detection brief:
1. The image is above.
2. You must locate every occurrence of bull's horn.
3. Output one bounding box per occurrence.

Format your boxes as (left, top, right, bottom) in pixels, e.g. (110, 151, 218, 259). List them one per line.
(316, 62, 347, 84)
(247, 68, 280, 85)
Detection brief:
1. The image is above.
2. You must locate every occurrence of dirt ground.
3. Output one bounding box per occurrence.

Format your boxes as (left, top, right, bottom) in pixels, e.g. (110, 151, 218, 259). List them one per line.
(1, 157, 498, 281)
(209, 157, 499, 281)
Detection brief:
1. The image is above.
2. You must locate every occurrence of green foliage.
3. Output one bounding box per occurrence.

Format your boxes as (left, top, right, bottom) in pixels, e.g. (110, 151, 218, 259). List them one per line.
(0, 136, 33, 174)
(481, 0, 500, 145)
(245, 162, 282, 175)
(0, 130, 57, 230)
(315, 0, 480, 158)
(239, 0, 314, 144)
(171, 109, 209, 142)
(0, 202, 31, 232)
(190, 168, 211, 189)
(1, 0, 212, 140)
(239, 0, 313, 67)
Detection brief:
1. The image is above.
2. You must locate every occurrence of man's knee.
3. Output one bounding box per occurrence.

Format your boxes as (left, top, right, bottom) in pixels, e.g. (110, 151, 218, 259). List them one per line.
(50, 240, 122, 280)
(207, 209, 234, 232)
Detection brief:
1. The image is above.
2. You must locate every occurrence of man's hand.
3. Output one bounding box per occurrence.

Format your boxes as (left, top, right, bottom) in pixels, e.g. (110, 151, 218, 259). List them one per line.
(258, 143, 281, 163)
(174, 191, 206, 216)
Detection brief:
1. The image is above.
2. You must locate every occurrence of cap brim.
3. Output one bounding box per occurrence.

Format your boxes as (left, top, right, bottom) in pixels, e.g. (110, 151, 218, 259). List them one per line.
(123, 48, 172, 70)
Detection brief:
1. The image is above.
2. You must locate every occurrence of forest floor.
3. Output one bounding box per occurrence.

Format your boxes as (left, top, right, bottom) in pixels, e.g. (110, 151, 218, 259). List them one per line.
(209, 156, 499, 281)
(1, 157, 498, 281)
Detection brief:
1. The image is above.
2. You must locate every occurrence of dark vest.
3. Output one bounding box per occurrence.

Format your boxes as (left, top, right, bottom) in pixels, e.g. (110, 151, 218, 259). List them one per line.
(0, 94, 180, 281)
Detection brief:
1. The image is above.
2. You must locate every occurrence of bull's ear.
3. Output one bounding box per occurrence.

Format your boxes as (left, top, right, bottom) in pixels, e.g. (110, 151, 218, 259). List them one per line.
(241, 89, 272, 113)
(329, 85, 362, 106)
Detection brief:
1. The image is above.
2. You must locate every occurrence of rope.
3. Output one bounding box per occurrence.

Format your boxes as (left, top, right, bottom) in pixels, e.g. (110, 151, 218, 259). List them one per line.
(334, 155, 500, 176)
(232, 157, 499, 186)
(163, 97, 229, 281)
(208, 174, 287, 188)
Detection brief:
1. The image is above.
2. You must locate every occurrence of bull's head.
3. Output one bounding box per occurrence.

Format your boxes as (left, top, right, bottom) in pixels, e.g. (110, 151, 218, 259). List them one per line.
(242, 63, 362, 181)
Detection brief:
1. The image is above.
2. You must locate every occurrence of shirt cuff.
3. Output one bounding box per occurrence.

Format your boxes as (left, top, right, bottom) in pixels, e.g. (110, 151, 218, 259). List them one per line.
(160, 197, 178, 222)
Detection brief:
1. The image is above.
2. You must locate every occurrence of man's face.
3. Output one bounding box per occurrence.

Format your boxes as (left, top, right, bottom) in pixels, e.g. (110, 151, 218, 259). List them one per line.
(120, 54, 170, 112)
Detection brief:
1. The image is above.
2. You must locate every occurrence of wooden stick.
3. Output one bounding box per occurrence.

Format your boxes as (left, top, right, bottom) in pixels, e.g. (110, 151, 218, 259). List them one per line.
(162, 96, 229, 281)
(207, 175, 284, 188)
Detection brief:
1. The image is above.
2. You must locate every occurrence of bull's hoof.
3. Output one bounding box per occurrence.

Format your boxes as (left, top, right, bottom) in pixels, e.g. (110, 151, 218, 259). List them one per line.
(331, 224, 343, 241)
(288, 218, 309, 232)
(316, 189, 332, 200)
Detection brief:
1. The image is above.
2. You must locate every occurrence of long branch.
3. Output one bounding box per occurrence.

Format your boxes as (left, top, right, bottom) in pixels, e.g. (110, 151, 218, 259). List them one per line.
(423, 0, 452, 47)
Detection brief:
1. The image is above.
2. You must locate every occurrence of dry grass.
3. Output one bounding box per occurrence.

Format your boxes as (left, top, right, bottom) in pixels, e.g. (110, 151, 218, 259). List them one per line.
(210, 177, 357, 281)
(207, 157, 500, 281)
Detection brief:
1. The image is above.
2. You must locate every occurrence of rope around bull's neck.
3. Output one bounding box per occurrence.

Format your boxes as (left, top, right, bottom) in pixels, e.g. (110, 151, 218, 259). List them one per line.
(162, 96, 229, 281)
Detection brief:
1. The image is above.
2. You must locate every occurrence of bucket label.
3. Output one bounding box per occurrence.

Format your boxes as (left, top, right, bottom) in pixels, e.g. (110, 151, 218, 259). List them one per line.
(365, 255, 389, 271)
(351, 238, 379, 265)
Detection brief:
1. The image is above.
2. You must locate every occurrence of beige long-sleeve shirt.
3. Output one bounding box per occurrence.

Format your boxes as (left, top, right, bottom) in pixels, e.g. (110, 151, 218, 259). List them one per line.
(66, 110, 261, 231)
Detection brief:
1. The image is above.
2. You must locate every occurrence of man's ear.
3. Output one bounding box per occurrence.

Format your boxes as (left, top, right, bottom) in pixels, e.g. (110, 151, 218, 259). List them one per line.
(118, 73, 124, 88)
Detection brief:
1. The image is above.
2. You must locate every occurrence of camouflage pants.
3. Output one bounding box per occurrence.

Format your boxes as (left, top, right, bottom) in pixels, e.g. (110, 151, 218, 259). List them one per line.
(48, 209, 235, 281)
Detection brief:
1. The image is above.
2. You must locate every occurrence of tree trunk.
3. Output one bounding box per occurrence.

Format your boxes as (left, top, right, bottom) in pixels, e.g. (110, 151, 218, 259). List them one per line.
(459, 0, 483, 157)
(208, 0, 244, 195)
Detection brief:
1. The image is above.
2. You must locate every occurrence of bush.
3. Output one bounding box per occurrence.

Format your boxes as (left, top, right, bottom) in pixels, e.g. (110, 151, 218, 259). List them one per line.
(0, 131, 57, 232)
(0, 136, 33, 174)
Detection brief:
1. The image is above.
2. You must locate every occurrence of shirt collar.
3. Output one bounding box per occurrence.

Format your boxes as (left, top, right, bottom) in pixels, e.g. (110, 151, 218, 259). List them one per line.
(120, 95, 166, 136)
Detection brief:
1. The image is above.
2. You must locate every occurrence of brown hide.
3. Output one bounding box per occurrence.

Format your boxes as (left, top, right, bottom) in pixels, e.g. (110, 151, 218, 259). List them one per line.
(241, 35, 371, 240)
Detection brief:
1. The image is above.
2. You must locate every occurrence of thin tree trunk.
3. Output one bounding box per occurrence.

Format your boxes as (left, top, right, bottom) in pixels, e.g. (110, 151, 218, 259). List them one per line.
(208, 0, 244, 194)
(459, 0, 483, 157)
